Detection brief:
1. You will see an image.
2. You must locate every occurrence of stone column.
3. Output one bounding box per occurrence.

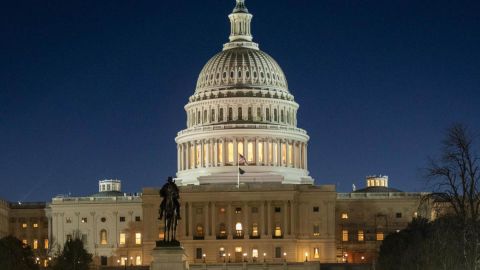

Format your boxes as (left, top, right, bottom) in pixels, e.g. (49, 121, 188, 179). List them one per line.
(213, 140, 218, 167)
(177, 145, 181, 171)
(305, 143, 308, 170)
(264, 140, 269, 166)
(233, 138, 238, 165)
(185, 143, 190, 170)
(200, 140, 204, 168)
(286, 141, 290, 167)
(260, 201, 266, 236)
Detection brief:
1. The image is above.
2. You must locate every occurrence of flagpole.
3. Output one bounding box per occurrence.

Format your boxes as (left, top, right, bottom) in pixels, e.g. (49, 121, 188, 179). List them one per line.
(237, 155, 240, 189)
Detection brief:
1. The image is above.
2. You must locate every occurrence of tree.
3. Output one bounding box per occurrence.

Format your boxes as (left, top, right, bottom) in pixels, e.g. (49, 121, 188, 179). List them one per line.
(0, 235, 39, 270)
(426, 123, 480, 270)
(50, 238, 92, 270)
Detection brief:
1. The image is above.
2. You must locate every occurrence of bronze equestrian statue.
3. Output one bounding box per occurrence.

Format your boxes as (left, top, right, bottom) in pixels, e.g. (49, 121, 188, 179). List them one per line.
(158, 176, 181, 246)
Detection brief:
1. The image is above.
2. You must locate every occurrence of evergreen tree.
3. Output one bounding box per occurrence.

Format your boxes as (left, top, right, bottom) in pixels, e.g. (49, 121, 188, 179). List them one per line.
(50, 238, 92, 270)
(0, 235, 39, 270)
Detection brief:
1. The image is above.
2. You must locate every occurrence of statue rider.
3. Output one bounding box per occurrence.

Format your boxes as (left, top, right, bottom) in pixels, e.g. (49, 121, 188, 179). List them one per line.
(159, 176, 181, 220)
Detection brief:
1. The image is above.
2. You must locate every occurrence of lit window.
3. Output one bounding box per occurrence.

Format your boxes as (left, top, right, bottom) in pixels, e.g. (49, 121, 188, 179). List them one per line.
(247, 142, 254, 162)
(341, 213, 348, 219)
(135, 233, 142, 245)
(196, 144, 201, 167)
(235, 247, 242, 253)
(33, 239, 38, 249)
(268, 142, 273, 163)
(217, 142, 223, 164)
(66, 218, 72, 223)
(235, 207, 242, 214)
(376, 232, 384, 241)
(252, 249, 258, 258)
(258, 142, 264, 163)
(238, 142, 244, 157)
(22, 239, 28, 245)
(314, 248, 320, 259)
(100, 230, 108, 245)
(313, 225, 320, 236)
(119, 233, 126, 245)
(44, 239, 49, 249)
(219, 223, 227, 236)
(33, 223, 38, 228)
(227, 142, 234, 163)
(219, 247, 225, 257)
(121, 257, 127, 266)
(196, 224, 204, 237)
(358, 230, 364, 241)
(190, 145, 195, 168)
(288, 143, 293, 165)
(342, 230, 349, 242)
(81, 217, 87, 223)
(274, 225, 282, 237)
(273, 143, 278, 164)
(135, 256, 142, 266)
(281, 143, 287, 165)
(235, 222, 243, 231)
(22, 223, 27, 228)
(252, 224, 259, 237)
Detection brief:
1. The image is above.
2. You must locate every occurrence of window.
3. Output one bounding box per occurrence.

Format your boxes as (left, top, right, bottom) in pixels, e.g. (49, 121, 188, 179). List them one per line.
(238, 141, 244, 157)
(135, 216, 141, 222)
(22, 223, 27, 228)
(196, 248, 203, 259)
(258, 142, 263, 163)
(235, 207, 242, 214)
(257, 107, 261, 120)
(120, 216, 126, 222)
(396, 212, 402, 218)
(120, 233, 126, 245)
(211, 109, 215, 122)
(252, 249, 258, 259)
(313, 225, 320, 236)
(22, 239, 28, 245)
(342, 230, 349, 242)
(227, 142, 234, 163)
(313, 206, 319, 212)
(274, 109, 278, 121)
(275, 247, 282, 258)
(33, 239, 38, 249)
(100, 230, 108, 245)
(274, 207, 281, 213)
(66, 234, 72, 242)
(251, 224, 259, 237)
(219, 247, 226, 257)
(341, 213, 348, 219)
(251, 207, 258, 213)
(33, 223, 38, 228)
(66, 217, 72, 223)
(121, 257, 127, 266)
(219, 223, 227, 236)
(44, 239, 49, 249)
(273, 143, 278, 164)
(268, 142, 273, 163)
(196, 144, 201, 167)
(203, 109, 207, 123)
(81, 217, 87, 223)
(274, 225, 282, 237)
(314, 247, 320, 259)
(376, 232, 384, 241)
(235, 222, 243, 236)
(101, 217, 106, 222)
(358, 230, 364, 241)
(219, 108, 224, 122)
(196, 224, 204, 237)
(247, 142, 254, 162)
(228, 108, 233, 121)
(135, 233, 142, 245)
(218, 142, 223, 164)
(101, 256, 107, 266)
(135, 256, 142, 266)
(238, 107, 243, 120)
(266, 108, 270, 121)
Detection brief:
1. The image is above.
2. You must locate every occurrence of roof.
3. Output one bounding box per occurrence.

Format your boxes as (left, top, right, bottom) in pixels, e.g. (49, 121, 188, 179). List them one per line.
(353, 186, 403, 193)
(89, 191, 125, 197)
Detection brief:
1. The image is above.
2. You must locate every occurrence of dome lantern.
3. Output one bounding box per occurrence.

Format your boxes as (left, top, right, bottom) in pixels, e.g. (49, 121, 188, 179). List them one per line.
(224, 0, 258, 51)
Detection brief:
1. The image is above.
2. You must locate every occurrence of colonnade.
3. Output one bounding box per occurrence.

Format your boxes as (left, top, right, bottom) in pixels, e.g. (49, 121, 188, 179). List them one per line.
(177, 137, 307, 171)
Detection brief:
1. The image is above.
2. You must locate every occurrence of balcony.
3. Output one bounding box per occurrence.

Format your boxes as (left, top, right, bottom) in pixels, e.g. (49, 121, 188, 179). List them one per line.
(233, 231, 244, 239)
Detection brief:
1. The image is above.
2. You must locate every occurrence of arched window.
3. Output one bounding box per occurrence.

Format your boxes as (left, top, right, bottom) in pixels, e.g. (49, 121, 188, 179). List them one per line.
(211, 109, 215, 122)
(197, 111, 201, 124)
(256, 108, 261, 121)
(100, 229, 107, 245)
(266, 108, 270, 121)
(251, 223, 259, 237)
(219, 108, 224, 122)
(203, 110, 207, 123)
(248, 107, 252, 121)
(196, 144, 201, 167)
(281, 110, 284, 123)
(274, 109, 278, 122)
(228, 108, 233, 121)
(238, 107, 243, 121)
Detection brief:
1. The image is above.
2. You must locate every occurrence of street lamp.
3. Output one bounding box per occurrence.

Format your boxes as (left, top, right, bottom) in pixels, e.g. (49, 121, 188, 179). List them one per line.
(202, 253, 206, 263)
(263, 252, 266, 262)
(228, 253, 231, 263)
(243, 253, 247, 262)
(283, 252, 287, 262)
(305, 252, 309, 262)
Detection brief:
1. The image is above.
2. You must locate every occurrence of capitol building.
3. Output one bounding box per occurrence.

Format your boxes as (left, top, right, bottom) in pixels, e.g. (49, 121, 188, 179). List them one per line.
(1, 1, 433, 269)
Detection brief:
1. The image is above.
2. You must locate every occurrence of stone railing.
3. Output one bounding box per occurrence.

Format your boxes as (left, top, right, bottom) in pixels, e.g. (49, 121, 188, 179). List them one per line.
(178, 124, 307, 136)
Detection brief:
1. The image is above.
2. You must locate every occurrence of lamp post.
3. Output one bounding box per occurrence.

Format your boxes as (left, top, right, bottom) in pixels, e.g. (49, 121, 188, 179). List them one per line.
(202, 253, 206, 263)
(263, 252, 266, 262)
(223, 253, 226, 263)
(283, 252, 287, 262)
(243, 253, 247, 262)
(305, 252, 309, 262)
(228, 253, 231, 263)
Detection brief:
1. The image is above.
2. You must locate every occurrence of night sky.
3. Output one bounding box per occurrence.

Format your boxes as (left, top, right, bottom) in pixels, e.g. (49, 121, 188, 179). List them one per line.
(1, 0, 479, 202)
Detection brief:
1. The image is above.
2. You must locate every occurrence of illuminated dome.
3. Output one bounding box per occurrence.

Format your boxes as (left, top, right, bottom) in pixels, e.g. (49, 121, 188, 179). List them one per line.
(195, 48, 290, 96)
(175, 0, 313, 185)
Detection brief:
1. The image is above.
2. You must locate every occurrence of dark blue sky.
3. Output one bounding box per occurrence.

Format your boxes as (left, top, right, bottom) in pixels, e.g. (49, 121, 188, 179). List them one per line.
(1, 0, 479, 202)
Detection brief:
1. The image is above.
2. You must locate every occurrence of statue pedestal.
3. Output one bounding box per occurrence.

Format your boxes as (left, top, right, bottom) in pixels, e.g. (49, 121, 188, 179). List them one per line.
(151, 243, 189, 270)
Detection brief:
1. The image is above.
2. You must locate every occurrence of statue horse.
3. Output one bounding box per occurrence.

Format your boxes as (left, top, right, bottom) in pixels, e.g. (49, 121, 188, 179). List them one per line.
(160, 184, 179, 243)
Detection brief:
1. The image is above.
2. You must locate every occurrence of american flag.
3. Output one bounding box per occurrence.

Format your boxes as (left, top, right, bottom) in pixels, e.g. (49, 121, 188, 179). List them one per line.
(238, 154, 247, 165)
